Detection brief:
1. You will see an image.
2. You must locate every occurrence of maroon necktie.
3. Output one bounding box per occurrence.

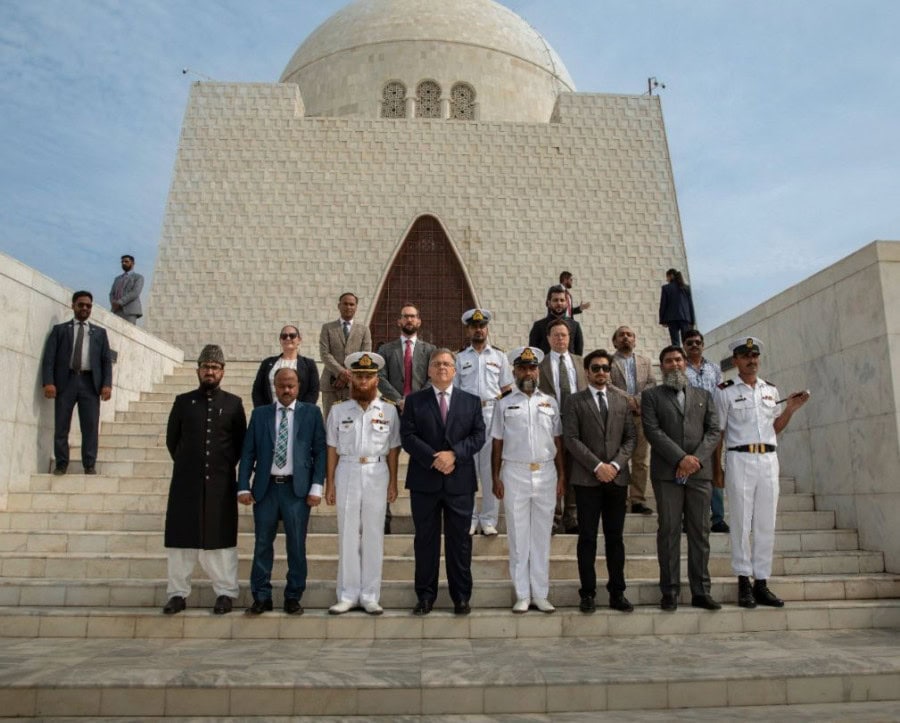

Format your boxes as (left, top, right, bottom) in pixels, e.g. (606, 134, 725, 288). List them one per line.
(403, 339, 413, 396)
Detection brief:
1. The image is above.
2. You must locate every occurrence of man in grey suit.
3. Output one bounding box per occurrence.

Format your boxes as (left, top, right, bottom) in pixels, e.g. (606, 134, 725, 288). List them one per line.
(563, 349, 636, 613)
(109, 254, 144, 324)
(41, 290, 113, 475)
(377, 304, 435, 413)
(318, 292, 372, 421)
(376, 303, 435, 533)
(538, 318, 587, 534)
(642, 345, 722, 612)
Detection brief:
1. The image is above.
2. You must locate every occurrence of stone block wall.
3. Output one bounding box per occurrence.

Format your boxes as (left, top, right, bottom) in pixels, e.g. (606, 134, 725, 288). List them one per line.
(706, 241, 900, 572)
(147, 82, 687, 362)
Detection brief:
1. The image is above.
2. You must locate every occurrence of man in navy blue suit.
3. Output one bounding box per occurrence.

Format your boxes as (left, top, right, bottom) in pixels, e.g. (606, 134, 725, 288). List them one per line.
(238, 367, 326, 615)
(400, 348, 485, 615)
(41, 290, 113, 475)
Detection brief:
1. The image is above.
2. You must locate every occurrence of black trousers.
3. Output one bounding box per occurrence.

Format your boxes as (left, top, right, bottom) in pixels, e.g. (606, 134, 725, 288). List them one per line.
(574, 483, 627, 596)
(54, 372, 100, 468)
(410, 489, 474, 604)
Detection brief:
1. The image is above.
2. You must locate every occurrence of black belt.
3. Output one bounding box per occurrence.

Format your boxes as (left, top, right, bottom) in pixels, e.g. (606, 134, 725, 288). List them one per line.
(270, 475, 293, 484)
(728, 444, 776, 454)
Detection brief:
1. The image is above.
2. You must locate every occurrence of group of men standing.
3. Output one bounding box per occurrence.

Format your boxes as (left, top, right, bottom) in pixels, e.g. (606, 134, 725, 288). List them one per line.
(41, 272, 808, 617)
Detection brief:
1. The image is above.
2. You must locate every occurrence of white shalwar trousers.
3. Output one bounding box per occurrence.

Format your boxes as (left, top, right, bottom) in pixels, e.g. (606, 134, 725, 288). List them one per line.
(501, 460, 557, 600)
(473, 405, 499, 527)
(335, 459, 389, 605)
(166, 547, 239, 598)
(725, 451, 779, 579)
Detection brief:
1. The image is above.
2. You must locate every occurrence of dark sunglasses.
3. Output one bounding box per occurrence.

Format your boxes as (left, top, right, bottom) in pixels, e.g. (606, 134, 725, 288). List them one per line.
(589, 364, 611, 373)
(683, 339, 702, 347)
(280, 333, 299, 340)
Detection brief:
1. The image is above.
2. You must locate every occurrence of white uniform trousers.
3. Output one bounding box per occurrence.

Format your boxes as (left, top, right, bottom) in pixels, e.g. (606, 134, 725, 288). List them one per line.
(472, 405, 499, 527)
(166, 547, 239, 599)
(725, 450, 779, 579)
(501, 460, 557, 600)
(335, 459, 389, 605)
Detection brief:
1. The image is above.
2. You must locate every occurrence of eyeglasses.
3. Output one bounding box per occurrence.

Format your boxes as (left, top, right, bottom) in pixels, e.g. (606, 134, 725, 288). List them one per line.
(199, 363, 223, 371)
(430, 361, 455, 368)
(280, 333, 298, 340)
(683, 339, 702, 347)
(589, 364, 612, 373)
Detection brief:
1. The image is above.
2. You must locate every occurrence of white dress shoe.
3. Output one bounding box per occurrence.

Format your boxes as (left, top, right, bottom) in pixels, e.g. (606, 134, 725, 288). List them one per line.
(532, 597, 556, 613)
(469, 521, 479, 535)
(329, 600, 354, 615)
(512, 598, 530, 614)
(362, 601, 383, 615)
(481, 523, 499, 536)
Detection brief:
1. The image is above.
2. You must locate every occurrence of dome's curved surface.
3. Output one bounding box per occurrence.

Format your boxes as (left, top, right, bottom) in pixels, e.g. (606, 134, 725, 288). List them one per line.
(280, 0, 575, 122)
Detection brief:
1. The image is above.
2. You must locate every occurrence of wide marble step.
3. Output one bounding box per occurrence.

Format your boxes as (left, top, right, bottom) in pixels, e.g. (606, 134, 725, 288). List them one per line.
(0, 508, 838, 535)
(0, 528, 860, 556)
(1, 600, 898, 641)
(0, 547, 885, 581)
(1, 573, 897, 609)
(0, 629, 897, 717)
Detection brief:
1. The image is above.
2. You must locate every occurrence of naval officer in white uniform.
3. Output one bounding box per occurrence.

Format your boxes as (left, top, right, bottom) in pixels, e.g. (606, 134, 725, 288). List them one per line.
(491, 347, 565, 613)
(714, 336, 809, 608)
(325, 352, 400, 615)
(454, 308, 513, 536)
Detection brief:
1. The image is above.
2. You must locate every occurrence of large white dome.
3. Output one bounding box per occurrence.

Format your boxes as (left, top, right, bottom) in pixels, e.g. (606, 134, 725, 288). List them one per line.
(280, 0, 576, 122)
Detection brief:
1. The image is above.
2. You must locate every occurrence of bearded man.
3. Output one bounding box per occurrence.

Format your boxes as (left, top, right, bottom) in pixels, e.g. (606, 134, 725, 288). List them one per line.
(324, 352, 400, 615)
(640, 345, 721, 612)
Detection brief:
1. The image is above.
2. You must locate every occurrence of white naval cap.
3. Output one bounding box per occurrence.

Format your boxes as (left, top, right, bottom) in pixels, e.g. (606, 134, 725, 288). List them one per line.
(508, 346, 544, 366)
(344, 352, 385, 372)
(461, 308, 492, 325)
(728, 336, 765, 355)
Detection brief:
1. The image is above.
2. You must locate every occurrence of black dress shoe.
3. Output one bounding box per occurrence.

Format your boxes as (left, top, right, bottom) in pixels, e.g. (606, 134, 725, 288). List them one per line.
(213, 595, 233, 615)
(453, 600, 471, 616)
(579, 595, 596, 613)
(631, 503, 654, 515)
(283, 598, 304, 615)
(710, 521, 730, 533)
(660, 593, 678, 611)
(609, 594, 634, 613)
(752, 580, 784, 607)
(53, 465, 67, 476)
(83, 466, 97, 475)
(245, 598, 273, 615)
(691, 594, 722, 611)
(737, 576, 757, 609)
(162, 596, 186, 615)
(412, 599, 433, 616)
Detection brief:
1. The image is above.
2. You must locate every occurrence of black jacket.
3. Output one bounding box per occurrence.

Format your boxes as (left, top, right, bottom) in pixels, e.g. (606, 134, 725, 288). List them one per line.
(251, 355, 319, 407)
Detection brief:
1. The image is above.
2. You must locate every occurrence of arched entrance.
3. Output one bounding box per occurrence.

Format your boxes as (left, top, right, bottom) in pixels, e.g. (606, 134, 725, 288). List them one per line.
(370, 215, 476, 351)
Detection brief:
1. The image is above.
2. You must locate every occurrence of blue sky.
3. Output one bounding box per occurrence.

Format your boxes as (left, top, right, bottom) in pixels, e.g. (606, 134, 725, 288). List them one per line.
(1, 0, 898, 330)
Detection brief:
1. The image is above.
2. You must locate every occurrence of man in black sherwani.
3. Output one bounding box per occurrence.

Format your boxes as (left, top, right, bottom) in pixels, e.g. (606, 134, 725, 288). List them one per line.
(162, 345, 247, 615)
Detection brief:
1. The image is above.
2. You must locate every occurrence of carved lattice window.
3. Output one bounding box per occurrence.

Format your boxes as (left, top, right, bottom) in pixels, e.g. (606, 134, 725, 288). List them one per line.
(450, 83, 476, 120)
(415, 80, 442, 118)
(381, 81, 407, 118)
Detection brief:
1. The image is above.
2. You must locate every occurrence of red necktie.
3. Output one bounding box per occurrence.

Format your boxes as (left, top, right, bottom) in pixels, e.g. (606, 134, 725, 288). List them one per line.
(403, 339, 413, 396)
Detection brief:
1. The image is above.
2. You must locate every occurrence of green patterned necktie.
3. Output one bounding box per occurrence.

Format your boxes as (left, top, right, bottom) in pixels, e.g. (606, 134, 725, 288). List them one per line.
(274, 406, 289, 468)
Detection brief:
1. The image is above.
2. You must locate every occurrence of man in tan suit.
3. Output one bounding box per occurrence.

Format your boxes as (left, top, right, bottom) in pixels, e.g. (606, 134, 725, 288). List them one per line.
(538, 318, 587, 533)
(608, 325, 657, 515)
(319, 293, 372, 421)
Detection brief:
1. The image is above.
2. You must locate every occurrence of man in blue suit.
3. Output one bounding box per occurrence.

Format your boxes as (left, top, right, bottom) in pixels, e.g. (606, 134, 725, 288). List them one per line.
(401, 348, 485, 615)
(238, 367, 326, 615)
(41, 290, 113, 475)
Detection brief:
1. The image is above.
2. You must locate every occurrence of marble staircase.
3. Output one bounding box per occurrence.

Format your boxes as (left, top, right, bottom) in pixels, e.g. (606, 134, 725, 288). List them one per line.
(1, 361, 898, 719)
